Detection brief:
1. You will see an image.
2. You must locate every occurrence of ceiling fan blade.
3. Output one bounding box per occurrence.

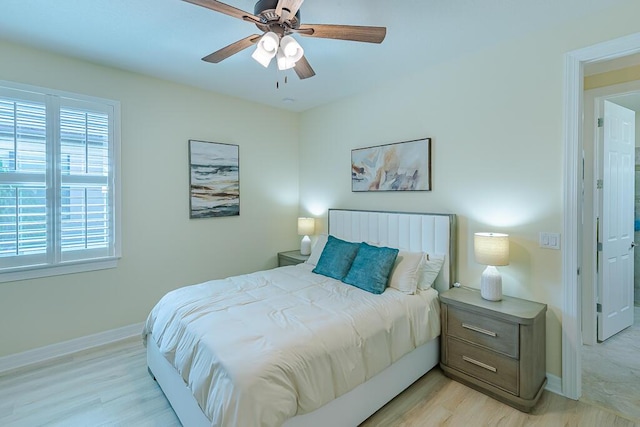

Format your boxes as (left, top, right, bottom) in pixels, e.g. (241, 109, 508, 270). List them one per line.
(202, 35, 261, 63)
(276, 0, 304, 22)
(294, 55, 316, 79)
(183, 0, 260, 23)
(297, 24, 386, 44)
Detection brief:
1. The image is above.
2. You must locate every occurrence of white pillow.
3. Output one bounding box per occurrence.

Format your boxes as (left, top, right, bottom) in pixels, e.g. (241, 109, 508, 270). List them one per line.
(305, 234, 328, 266)
(418, 254, 445, 290)
(388, 251, 424, 294)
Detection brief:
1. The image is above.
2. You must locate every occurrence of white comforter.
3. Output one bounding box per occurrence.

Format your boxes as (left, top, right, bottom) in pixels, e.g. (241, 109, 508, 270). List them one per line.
(143, 263, 440, 427)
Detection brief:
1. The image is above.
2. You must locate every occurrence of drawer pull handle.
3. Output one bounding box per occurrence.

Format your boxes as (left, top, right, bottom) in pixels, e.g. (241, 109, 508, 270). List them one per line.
(462, 323, 497, 337)
(462, 355, 497, 373)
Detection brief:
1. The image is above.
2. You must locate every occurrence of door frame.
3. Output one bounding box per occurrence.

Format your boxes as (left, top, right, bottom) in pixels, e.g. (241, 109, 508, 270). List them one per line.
(583, 85, 640, 346)
(563, 32, 640, 400)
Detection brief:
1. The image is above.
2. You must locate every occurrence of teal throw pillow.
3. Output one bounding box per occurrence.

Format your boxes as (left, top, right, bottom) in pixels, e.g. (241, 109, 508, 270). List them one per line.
(312, 235, 360, 280)
(342, 242, 399, 294)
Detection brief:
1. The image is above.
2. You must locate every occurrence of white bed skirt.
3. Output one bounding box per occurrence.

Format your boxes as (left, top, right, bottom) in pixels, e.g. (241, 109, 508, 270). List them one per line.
(147, 335, 440, 427)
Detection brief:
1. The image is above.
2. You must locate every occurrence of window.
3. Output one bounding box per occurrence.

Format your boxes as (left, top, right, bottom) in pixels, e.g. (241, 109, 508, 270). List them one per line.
(0, 82, 120, 281)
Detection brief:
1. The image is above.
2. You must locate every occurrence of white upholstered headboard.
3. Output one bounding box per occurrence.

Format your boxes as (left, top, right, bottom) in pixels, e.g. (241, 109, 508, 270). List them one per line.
(328, 209, 457, 293)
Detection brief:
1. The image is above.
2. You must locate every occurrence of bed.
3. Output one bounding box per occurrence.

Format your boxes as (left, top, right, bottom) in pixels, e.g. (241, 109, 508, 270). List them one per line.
(144, 209, 456, 426)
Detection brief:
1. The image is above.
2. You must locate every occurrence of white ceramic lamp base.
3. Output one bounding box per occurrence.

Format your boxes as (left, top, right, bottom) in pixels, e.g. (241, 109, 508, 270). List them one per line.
(300, 235, 311, 256)
(480, 265, 502, 301)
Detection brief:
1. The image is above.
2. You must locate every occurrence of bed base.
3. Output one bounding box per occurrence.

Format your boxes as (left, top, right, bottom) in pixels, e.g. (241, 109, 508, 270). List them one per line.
(147, 335, 440, 427)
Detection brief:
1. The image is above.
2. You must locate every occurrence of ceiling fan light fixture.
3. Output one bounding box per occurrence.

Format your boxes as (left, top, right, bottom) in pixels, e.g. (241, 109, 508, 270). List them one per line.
(276, 48, 295, 70)
(276, 35, 304, 70)
(280, 35, 304, 61)
(190, 0, 386, 79)
(251, 31, 279, 67)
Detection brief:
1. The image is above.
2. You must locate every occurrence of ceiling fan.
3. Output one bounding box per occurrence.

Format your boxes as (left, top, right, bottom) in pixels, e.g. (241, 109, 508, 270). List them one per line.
(183, 0, 387, 79)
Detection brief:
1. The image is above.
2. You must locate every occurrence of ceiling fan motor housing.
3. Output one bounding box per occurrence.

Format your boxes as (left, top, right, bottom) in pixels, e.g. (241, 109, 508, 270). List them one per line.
(254, 0, 301, 30)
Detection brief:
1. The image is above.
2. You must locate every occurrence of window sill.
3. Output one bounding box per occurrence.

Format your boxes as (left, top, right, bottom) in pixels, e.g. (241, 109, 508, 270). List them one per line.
(0, 257, 120, 283)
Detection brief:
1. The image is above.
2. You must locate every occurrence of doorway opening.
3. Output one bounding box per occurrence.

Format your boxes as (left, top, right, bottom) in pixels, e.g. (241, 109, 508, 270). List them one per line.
(580, 78, 640, 420)
(562, 31, 640, 402)
(582, 83, 639, 345)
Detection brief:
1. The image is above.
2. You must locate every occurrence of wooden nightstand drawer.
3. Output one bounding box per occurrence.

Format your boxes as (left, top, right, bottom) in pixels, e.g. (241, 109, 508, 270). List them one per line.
(439, 287, 547, 412)
(279, 256, 303, 266)
(447, 306, 519, 358)
(447, 337, 519, 395)
(278, 250, 309, 267)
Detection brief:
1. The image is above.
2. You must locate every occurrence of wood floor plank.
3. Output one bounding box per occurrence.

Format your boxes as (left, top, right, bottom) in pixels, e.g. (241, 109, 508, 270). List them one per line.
(0, 338, 638, 427)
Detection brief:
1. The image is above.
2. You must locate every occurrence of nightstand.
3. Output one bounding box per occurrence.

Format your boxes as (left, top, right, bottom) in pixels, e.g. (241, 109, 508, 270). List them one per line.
(278, 250, 309, 267)
(439, 287, 547, 412)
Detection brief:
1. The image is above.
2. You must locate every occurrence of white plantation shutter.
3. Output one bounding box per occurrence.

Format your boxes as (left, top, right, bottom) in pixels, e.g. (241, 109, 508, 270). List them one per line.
(58, 103, 113, 262)
(0, 83, 120, 280)
(0, 94, 48, 269)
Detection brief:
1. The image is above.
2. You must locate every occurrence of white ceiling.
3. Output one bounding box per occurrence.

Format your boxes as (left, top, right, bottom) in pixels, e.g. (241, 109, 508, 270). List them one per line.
(0, 0, 629, 112)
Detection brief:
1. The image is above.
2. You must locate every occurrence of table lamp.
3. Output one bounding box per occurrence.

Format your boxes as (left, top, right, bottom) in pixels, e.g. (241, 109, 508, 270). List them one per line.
(298, 217, 315, 256)
(474, 232, 510, 301)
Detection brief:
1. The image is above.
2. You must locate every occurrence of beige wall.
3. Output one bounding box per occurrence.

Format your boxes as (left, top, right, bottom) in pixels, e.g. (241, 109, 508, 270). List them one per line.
(0, 40, 300, 357)
(298, 0, 640, 377)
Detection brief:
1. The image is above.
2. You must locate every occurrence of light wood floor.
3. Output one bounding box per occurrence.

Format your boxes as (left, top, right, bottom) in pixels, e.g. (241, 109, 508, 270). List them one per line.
(1, 338, 638, 427)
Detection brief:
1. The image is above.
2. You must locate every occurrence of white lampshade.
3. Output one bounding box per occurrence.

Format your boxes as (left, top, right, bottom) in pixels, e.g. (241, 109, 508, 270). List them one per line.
(297, 217, 315, 236)
(297, 217, 315, 256)
(252, 32, 279, 67)
(474, 233, 509, 266)
(474, 232, 509, 301)
(277, 35, 304, 70)
(276, 49, 295, 70)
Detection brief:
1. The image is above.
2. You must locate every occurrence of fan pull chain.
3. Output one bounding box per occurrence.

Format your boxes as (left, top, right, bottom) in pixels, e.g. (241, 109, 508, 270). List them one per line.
(275, 75, 289, 90)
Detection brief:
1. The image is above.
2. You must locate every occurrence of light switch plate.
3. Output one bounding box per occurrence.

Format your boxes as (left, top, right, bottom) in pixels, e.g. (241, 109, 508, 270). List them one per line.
(539, 232, 561, 249)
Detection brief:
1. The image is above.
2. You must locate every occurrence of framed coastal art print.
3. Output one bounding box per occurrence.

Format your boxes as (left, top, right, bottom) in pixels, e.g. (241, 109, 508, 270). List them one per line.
(189, 140, 239, 218)
(351, 138, 431, 192)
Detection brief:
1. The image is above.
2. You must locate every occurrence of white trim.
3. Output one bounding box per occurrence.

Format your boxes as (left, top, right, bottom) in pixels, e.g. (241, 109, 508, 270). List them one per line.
(0, 257, 119, 283)
(0, 79, 119, 107)
(562, 31, 640, 401)
(582, 86, 600, 348)
(112, 99, 122, 260)
(545, 373, 563, 396)
(562, 50, 583, 401)
(0, 322, 143, 374)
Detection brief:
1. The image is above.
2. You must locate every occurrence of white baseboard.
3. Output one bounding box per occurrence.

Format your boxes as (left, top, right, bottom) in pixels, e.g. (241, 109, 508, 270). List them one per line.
(545, 372, 563, 397)
(0, 322, 144, 374)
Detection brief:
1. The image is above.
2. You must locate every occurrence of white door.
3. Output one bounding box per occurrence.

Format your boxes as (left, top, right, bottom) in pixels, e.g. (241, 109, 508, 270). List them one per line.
(598, 100, 635, 342)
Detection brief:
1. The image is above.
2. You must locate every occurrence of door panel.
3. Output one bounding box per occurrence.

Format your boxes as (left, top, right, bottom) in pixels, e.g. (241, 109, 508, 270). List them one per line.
(598, 100, 635, 342)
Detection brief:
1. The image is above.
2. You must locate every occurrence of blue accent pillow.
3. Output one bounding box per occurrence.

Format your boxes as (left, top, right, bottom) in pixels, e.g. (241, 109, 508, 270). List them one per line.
(312, 235, 360, 280)
(342, 242, 399, 294)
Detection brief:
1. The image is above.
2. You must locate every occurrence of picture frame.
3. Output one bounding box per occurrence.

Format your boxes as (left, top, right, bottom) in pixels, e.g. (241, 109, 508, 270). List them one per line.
(351, 138, 432, 192)
(189, 139, 240, 218)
